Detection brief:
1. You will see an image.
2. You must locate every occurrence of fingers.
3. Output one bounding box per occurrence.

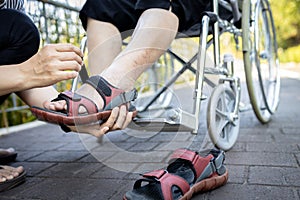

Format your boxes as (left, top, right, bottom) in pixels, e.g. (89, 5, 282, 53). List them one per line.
(57, 52, 83, 69)
(54, 43, 84, 58)
(122, 111, 133, 129)
(69, 105, 133, 138)
(111, 105, 127, 130)
(44, 43, 83, 70)
(56, 70, 79, 80)
(104, 105, 131, 131)
(104, 107, 120, 129)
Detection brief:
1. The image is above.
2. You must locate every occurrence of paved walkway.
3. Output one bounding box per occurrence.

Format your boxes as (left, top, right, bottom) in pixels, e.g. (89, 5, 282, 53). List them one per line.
(0, 75, 300, 200)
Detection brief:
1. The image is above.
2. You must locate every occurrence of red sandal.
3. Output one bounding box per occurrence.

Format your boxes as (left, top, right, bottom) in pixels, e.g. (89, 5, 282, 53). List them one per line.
(123, 148, 228, 200)
(30, 76, 137, 126)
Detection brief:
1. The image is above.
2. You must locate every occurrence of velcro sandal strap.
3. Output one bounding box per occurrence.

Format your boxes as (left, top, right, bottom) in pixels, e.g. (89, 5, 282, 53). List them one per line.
(104, 89, 137, 110)
(134, 169, 190, 200)
(196, 151, 226, 181)
(85, 76, 137, 109)
(52, 91, 98, 117)
(169, 149, 214, 182)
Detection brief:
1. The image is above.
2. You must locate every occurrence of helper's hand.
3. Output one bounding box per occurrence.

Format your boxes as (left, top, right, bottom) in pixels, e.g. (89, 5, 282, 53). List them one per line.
(23, 43, 83, 88)
(43, 101, 133, 137)
(69, 106, 133, 137)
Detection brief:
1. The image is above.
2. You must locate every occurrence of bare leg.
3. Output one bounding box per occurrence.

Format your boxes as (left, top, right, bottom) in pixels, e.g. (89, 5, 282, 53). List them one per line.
(86, 18, 122, 75)
(16, 20, 120, 109)
(17, 86, 59, 107)
(77, 8, 178, 109)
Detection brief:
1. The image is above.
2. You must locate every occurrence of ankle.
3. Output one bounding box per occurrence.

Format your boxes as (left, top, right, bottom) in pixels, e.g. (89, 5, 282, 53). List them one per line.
(101, 75, 134, 92)
(76, 84, 105, 109)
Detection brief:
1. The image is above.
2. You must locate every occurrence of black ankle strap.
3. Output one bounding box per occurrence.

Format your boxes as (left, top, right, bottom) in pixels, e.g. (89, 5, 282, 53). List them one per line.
(85, 76, 137, 110)
(86, 76, 115, 96)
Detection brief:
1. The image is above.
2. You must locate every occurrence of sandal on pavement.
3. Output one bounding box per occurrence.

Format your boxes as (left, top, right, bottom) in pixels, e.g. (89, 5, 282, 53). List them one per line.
(123, 148, 228, 200)
(0, 166, 26, 192)
(0, 148, 17, 165)
(30, 76, 138, 126)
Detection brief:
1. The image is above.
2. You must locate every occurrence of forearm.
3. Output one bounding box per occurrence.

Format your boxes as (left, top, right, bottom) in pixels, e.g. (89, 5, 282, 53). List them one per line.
(0, 58, 48, 96)
(0, 63, 30, 96)
(16, 86, 59, 107)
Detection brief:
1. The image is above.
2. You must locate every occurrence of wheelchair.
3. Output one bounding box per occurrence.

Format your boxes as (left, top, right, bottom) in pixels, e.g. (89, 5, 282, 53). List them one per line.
(73, 0, 280, 151)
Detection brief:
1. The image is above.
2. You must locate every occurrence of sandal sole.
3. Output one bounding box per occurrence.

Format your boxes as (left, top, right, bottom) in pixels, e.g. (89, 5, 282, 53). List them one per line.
(31, 107, 137, 126)
(31, 107, 111, 126)
(179, 170, 229, 200)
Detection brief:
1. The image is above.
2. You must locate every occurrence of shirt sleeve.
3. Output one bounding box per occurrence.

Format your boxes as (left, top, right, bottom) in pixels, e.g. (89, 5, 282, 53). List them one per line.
(0, 0, 6, 9)
(1, 0, 25, 11)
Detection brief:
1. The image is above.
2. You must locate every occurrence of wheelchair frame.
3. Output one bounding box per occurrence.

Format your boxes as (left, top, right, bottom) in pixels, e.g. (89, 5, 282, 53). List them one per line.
(73, 0, 280, 151)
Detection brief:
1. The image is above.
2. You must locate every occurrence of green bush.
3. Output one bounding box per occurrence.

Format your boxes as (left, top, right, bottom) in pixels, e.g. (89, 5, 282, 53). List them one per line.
(279, 45, 300, 63)
(0, 95, 36, 128)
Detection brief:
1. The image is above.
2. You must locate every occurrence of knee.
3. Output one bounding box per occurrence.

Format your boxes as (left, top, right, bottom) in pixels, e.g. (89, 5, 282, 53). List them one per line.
(0, 9, 40, 62)
(139, 8, 179, 30)
(87, 18, 120, 36)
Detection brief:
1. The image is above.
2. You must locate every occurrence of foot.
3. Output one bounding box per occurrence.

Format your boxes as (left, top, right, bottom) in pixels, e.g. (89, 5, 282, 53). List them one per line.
(38, 76, 136, 135)
(44, 76, 134, 113)
(0, 166, 24, 183)
(43, 83, 104, 114)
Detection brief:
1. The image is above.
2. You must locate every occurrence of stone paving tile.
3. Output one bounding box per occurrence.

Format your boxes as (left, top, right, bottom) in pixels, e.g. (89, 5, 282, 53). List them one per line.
(249, 166, 300, 186)
(148, 131, 193, 142)
(11, 161, 56, 177)
(155, 141, 189, 150)
(273, 134, 300, 144)
(90, 165, 132, 179)
(228, 142, 246, 152)
(206, 183, 298, 200)
(56, 141, 87, 151)
(104, 130, 132, 143)
(37, 162, 103, 178)
(131, 162, 168, 174)
(28, 150, 89, 162)
(226, 152, 298, 167)
(15, 150, 45, 161)
(78, 152, 116, 163)
(20, 141, 65, 151)
(282, 127, 300, 135)
(104, 150, 170, 164)
(295, 153, 300, 166)
(16, 178, 127, 200)
(1, 177, 46, 198)
(128, 141, 160, 151)
(87, 139, 137, 152)
(246, 142, 299, 153)
(226, 165, 248, 184)
(236, 130, 274, 143)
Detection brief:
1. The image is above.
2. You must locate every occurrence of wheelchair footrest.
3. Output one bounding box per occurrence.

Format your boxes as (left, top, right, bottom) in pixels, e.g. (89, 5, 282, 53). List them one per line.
(128, 108, 197, 132)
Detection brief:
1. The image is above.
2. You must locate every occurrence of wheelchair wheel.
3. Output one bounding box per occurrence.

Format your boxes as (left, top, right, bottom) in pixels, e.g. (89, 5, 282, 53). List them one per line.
(133, 54, 174, 118)
(207, 84, 240, 151)
(242, 0, 280, 123)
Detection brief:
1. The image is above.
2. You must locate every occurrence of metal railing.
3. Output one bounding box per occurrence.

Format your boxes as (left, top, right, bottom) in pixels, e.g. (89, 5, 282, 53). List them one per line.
(27, 0, 83, 45)
(0, 0, 83, 115)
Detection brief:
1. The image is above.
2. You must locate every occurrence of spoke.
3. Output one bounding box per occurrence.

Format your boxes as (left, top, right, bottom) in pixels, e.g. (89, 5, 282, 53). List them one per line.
(217, 118, 230, 139)
(216, 108, 228, 118)
(223, 126, 230, 142)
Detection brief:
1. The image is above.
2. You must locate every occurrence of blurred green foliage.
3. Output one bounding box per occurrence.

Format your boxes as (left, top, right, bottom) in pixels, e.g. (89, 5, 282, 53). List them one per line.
(270, 0, 300, 62)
